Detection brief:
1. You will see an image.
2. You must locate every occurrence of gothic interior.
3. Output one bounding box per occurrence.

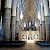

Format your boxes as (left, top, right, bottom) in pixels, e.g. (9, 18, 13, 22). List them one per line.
(0, 0, 50, 43)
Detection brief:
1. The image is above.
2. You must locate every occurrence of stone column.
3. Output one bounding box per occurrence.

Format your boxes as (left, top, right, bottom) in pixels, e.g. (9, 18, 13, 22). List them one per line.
(28, 22, 29, 30)
(16, 21, 19, 34)
(26, 22, 28, 30)
(21, 21, 24, 30)
(45, 17, 49, 41)
(26, 22, 27, 29)
(0, 0, 1, 15)
(40, 17, 42, 40)
(41, 3, 45, 40)
(40, 24, 42, 40)
(12, 0, 16, 41)
(43, 0, 49, 41)
(32, 17, 35, 30)
(3, 0, 12, 41)
(49, 0, 50, 8)
(15, 1, 20, 40)
(1, 14, 2, 27)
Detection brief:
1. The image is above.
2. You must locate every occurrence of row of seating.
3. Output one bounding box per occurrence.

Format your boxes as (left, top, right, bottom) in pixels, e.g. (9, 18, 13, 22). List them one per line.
(35, 41, 50, 46)
(0, 41, 25, 47)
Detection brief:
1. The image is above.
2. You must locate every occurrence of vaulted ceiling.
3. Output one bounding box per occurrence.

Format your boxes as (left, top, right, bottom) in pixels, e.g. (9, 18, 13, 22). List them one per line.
(1, 0, 39, 21)
(22, 0, 37, 21)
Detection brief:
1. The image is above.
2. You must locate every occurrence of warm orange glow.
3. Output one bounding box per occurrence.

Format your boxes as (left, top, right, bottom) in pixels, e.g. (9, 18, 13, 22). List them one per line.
(27, 40, 35, 43)
(21, 31, 39, 43)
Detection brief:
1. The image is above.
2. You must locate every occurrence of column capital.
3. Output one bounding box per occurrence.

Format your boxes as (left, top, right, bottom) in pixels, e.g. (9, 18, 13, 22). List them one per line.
(43, 0, 49, 16)
(44, 15, 49, 17)
(12, 0, 16, 16)
(41, 2, 45, 21)
(4, 0, 12, 9)
(49, 0, 50, 8)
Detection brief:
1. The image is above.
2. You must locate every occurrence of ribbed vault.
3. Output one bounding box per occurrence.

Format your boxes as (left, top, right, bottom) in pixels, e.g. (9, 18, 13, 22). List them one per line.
(22, 0, 36, 21)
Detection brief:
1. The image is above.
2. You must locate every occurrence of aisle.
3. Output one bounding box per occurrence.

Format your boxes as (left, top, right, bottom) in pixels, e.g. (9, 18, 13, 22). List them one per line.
(0, 42, 50, 50)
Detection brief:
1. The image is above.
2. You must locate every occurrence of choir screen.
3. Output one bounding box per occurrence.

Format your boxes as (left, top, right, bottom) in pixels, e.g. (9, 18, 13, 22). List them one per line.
(20, 31, 39, 41)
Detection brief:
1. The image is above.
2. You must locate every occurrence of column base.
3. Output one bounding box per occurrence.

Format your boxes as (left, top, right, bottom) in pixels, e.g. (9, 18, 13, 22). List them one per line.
(42, 21, 46, 40)
(4, 8, 11, 41)
(40, 24, 42, 40)
(45, 16, 49, 41)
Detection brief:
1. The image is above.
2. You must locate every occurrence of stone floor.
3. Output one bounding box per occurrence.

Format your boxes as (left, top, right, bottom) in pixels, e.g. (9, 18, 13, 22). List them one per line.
(0, 42, 50, 50)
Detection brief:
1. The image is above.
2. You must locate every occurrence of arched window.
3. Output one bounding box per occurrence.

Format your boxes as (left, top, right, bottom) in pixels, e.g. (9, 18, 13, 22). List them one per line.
(20, 11, 23, 20)
(24, 22, 26, 28)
